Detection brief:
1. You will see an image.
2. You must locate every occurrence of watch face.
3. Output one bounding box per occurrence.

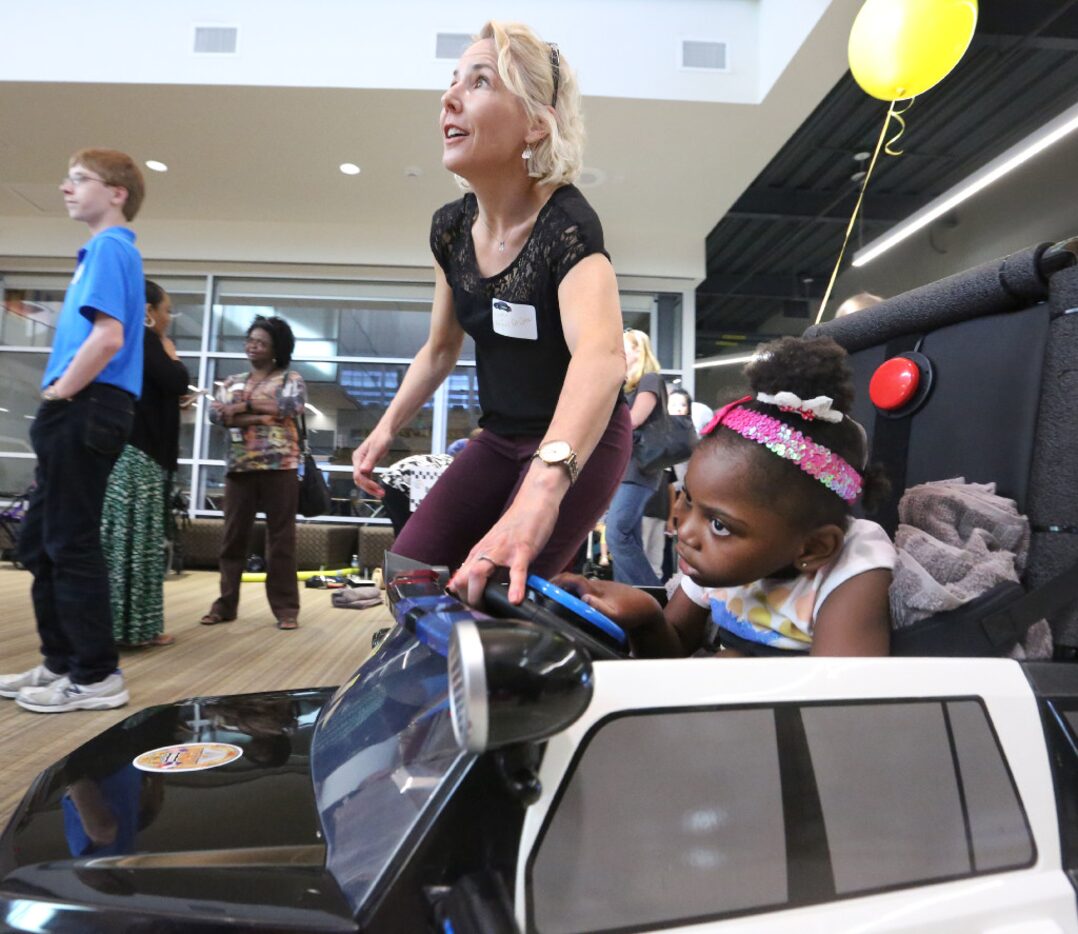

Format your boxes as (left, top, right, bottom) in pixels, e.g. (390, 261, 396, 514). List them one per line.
(541, 441, 571, 461)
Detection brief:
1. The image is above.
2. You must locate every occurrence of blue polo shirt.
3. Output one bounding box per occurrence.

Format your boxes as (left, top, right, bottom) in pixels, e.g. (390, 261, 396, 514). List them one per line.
(42, 226, 144, 397)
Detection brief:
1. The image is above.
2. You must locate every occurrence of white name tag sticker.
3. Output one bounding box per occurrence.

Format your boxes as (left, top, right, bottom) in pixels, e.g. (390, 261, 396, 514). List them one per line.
(491, 298, 538, 341)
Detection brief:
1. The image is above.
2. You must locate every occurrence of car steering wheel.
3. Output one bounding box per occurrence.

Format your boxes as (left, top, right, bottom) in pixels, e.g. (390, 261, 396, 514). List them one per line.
(478, 573, 629, 660)
(524, 575, 628, 649)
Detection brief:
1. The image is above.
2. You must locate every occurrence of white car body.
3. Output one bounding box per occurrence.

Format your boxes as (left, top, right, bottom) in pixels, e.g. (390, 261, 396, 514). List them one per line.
(514, 657, 1078, 933)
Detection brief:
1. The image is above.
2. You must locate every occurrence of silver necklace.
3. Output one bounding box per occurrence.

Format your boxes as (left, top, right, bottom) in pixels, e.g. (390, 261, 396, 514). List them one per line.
(479, 214, 507, 252)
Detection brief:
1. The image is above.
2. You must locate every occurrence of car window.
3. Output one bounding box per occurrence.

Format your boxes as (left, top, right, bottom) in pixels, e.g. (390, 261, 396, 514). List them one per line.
(528, 699, 1033, 933)
(529, 709, 787, 933)
(802, 700, 1032, 894)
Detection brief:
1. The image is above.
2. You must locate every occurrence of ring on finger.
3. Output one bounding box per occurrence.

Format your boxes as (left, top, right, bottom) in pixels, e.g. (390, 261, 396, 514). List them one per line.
(475, 554, 496, 566)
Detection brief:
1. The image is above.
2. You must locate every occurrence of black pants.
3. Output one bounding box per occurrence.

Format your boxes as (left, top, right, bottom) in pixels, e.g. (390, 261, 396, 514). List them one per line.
(20, 384, 134, 684)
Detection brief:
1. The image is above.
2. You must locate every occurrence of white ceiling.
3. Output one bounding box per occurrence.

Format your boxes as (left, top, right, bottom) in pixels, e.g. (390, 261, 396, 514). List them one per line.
(0, 0, 862, 281)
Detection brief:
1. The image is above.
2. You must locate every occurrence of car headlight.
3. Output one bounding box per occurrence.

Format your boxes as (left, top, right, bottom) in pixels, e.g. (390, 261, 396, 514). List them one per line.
(448, 618, 593, 754)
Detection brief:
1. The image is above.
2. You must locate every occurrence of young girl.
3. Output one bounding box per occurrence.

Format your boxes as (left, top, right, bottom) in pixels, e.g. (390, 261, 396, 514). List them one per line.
(556, 336, 896, 657)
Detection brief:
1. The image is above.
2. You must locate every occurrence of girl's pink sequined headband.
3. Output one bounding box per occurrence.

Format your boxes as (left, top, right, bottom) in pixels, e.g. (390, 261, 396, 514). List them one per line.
(702, 395, 863, 502)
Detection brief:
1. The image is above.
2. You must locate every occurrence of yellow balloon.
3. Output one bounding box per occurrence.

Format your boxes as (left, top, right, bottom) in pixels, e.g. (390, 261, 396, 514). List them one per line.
(849, 0, 978, 101)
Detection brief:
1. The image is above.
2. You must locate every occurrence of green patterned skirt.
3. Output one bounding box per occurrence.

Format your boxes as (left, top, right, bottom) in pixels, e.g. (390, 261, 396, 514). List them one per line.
(101, 444, 168, 644)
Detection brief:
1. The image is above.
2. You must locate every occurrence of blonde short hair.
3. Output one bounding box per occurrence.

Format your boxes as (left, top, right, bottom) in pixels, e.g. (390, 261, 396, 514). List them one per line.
(624, 329, 661, 392)
(468, 21, 585, 188)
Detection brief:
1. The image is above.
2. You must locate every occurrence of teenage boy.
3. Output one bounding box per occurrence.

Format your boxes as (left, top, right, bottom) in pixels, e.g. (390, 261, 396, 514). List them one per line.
(0, 149, 146, 713)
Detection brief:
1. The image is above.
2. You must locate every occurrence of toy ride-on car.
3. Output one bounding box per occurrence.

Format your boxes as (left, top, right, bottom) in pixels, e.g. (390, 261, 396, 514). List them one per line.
(1, 557, 1077, 933)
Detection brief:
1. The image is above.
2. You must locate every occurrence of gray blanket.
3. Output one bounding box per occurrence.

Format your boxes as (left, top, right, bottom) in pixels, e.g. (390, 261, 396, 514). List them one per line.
(890, 478, 1051, 659)
(332, 586, 384, 610)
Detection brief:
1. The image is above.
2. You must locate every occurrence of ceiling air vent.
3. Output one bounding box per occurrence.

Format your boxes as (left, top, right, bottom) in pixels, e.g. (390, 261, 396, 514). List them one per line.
(681, 40, 727, 71)
(193, 26, 238, 55)
(436, 33, 473, 60)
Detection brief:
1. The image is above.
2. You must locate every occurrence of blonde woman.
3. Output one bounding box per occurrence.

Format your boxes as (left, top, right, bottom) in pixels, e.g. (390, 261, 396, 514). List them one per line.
(608, 329, 666, 585)
(353, 21, 631, 605)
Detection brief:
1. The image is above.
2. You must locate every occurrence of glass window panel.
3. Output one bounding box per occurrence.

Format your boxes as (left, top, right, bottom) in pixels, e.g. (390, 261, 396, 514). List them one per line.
(1, 285, 66, 348)
(620, 291, 654, 339)
(0, 353, 48, 453)
(445, 366, 480, 448)
(197, 463, 228, 512)
(211, 278, 453, 360)
(178, 380, 200, 461)
(151, 277, 207, 352)
(619, 291, 682, 370)
(656, 292, 683, 369)
(531, 709, 786, 933)
(170, 465, 192, 508)
(0, 457, 36, 498)
(946, 700, 1034, 872)
(802, 702, 970, 893)
(338, 363, 431, 463)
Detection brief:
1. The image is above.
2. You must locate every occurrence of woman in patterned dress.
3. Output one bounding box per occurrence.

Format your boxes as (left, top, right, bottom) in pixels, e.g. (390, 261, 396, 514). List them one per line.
(101, 280, 190, 647)
(202, 316, 307, 630)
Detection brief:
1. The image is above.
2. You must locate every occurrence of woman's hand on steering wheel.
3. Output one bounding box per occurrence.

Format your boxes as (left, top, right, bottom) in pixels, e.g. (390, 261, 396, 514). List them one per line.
(449, 483, 561, 606)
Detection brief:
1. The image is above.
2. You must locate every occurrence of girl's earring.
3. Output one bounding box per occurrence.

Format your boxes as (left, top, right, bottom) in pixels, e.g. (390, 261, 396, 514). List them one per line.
(144, 312, 154, 327)
(521, 146, 533, 160)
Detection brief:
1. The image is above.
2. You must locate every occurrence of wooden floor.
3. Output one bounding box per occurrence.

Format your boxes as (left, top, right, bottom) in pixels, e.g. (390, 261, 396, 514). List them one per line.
(0, 565, 393, 829)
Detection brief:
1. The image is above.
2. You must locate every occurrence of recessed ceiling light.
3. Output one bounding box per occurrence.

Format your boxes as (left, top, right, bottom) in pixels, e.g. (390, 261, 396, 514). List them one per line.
(339, 163, 361, 176)
(145, 160, 168, 172)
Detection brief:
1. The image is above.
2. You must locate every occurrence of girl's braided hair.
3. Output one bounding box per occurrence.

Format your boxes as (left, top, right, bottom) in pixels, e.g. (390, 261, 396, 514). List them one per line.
(703, 336, 889, 530)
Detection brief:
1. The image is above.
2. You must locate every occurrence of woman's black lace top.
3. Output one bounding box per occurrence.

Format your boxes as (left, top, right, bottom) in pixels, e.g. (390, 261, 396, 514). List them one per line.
(430, 184, 609, 436)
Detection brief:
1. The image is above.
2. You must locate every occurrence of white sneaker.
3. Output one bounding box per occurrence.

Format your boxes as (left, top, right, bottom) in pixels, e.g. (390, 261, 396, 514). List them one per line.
(0, 663, 64, 699)
(15, 670, 129, 713)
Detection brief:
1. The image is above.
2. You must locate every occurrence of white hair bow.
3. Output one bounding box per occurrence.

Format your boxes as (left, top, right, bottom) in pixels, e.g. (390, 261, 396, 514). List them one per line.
(756, 391, 843, 423)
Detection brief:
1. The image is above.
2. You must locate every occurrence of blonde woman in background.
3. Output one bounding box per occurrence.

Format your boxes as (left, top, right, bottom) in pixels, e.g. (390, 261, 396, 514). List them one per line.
(607, 329, 666, 585)
(352, 21, 631, 605)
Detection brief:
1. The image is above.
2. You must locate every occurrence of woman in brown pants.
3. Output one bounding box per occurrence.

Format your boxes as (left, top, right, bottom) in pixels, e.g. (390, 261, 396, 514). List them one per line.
(202, 315, 306, 630)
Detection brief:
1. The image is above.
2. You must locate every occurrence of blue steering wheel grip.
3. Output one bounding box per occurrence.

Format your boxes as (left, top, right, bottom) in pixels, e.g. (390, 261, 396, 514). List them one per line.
(525, 575, 628, 647)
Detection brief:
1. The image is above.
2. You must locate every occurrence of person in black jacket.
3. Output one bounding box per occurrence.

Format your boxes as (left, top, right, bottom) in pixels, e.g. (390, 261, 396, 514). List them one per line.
(101, 279, 190, 646)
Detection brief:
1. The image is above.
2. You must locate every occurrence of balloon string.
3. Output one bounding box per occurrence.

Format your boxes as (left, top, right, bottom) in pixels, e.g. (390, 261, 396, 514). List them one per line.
(884, 97, 914, 156)
(814, 97, 912, 325)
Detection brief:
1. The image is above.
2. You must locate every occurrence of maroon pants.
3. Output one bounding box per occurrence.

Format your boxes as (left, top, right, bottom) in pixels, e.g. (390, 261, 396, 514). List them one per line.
(213, 469, 300, 620)
(393, 403, 633, 576)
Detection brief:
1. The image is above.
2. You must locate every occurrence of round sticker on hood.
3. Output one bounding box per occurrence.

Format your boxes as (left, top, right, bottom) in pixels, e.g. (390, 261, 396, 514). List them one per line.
(133, 743, 243, 773)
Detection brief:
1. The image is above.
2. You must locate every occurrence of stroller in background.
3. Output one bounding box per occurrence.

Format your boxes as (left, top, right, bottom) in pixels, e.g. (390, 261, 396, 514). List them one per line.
(0, 483, 33, 568)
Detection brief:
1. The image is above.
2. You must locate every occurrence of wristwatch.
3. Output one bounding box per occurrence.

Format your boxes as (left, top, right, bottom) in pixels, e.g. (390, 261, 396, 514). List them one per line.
(533, 440, 579, 485)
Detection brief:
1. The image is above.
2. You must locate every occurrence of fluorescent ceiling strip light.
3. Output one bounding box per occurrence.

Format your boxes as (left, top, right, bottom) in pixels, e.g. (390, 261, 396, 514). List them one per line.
(693, 352, 757, 370)
(853, 97, 1078, 268)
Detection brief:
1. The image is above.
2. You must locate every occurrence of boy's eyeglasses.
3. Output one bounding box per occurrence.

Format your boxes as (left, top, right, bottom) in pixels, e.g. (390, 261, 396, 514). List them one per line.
(549, 43, 560, 108)
(60, 173, 113, 188)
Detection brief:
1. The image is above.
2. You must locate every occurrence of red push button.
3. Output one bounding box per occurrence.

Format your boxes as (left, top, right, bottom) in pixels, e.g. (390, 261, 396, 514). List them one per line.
(870, 356, 920, 411)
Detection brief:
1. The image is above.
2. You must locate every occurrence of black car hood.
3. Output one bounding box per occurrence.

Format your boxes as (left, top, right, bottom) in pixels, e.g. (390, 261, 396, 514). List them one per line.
(0, 689, 357, 932)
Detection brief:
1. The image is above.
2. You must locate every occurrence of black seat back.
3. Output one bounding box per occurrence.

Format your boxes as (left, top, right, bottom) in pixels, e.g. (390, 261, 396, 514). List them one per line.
(806, 241, 1078, 648)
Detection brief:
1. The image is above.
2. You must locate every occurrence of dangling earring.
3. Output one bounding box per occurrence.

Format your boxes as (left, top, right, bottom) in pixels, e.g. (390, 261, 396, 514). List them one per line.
(522, 146, 541, 178)
(144, 312, 154, 327)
